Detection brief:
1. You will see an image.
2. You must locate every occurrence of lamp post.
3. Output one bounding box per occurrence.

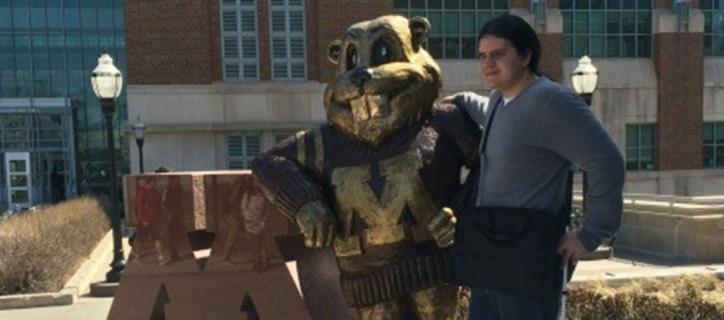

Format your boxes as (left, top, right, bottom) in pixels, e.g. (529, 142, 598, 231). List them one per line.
(570, 55, 599, 212)
(133, 116, 146, 173)
(91, 53, 125, 283)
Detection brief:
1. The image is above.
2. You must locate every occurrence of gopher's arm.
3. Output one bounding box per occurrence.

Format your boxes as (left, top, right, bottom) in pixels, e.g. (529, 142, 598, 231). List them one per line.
(430, 104, 482, 213)
(424, 104, 481, 247)
(250, 132, 326, 221)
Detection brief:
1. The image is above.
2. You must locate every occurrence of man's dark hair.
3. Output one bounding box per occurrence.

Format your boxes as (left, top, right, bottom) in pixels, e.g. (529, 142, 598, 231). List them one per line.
(477, 14, 541, 75)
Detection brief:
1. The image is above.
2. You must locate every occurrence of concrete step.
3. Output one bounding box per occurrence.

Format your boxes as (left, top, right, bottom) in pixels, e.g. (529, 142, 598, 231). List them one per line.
(88, 237, 131, 298)
(89, 282, 118, 298)
(581, 245, 612, 261)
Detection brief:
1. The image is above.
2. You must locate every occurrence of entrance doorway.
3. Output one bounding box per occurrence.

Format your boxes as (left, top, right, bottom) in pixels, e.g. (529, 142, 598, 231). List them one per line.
(46, 156, 66, 204)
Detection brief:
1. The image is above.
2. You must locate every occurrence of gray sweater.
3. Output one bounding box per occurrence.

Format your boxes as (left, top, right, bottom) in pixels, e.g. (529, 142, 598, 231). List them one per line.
(453, 76, 625, 252)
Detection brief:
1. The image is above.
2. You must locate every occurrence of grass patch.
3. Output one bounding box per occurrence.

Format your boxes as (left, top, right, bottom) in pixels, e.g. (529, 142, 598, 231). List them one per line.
(453, 275, 724, 319)
(568, 275, 724, 319)
(0, 197, 110, 295)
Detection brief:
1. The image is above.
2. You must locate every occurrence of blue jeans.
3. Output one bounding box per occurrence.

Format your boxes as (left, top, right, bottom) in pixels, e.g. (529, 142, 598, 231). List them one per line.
(468, 287, 562, 320)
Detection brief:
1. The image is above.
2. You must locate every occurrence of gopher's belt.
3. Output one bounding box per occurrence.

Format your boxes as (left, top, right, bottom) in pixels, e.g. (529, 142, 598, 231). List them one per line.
(339, 249, 452, 307)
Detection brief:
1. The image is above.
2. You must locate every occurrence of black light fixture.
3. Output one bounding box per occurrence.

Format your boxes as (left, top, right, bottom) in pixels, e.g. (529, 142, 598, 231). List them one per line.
(91, 53, 125, 283)
(133, 116, 146, 173)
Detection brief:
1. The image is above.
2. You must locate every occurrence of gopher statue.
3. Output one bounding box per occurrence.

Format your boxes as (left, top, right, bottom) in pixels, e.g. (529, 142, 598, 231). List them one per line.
(252, 15, 481, 319)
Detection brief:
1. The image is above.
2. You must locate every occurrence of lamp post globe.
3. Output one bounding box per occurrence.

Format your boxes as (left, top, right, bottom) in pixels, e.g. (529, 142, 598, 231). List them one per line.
(133, 116, 146, 173)
(570, 55, 599, 106)
(91, 53, 125, 283)
(92, 54, 123, 110)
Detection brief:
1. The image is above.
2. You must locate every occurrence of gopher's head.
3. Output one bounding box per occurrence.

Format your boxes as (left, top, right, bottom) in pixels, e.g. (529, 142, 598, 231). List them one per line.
(324, 15, 441, 146)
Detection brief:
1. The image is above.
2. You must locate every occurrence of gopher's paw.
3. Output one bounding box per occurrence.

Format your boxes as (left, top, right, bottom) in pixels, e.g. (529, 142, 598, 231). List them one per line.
(427, 207, 456, 248)
(295, 200, 337, 249)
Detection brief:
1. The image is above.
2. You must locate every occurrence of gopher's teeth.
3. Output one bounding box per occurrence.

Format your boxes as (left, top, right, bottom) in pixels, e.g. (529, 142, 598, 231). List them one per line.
(350, 96, 369, 121)
(367, 95, 389, 119)
(350, 94, 389, 121)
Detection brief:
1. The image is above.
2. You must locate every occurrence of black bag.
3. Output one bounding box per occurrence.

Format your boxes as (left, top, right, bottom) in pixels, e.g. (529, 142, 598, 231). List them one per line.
(449, 165, 575, 295)
(451, 205, 564, 295)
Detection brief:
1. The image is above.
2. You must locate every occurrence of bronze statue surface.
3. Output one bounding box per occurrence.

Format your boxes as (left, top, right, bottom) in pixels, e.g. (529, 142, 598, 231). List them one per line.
(253, 15, 481, 320)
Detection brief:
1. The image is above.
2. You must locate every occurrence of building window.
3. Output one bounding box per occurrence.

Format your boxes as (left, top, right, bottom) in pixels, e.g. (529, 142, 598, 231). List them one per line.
(220, 0, 259, 80)
(394, 0, 508, 59)
(269, 0, 306, 80)
(626, 123, 656, 171)
(701, 1, 724, 56)
(703, 122, 724, 168)
(560, 0, 652, 58)
(227, 134, 261, 169)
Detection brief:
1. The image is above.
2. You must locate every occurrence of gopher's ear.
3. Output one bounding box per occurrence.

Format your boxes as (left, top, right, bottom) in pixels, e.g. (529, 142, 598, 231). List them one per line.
(327, 39, 342, 65)
(409, 16, 430, 51)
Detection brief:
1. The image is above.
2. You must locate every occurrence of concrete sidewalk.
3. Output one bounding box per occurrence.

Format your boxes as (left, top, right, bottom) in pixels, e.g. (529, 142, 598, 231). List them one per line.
(0, 235, 130, 320)
(0, 259, 114, 320)
(0, 296, 114, 320)
(1, 255, 722, 320)
(572, 257, 724, 285)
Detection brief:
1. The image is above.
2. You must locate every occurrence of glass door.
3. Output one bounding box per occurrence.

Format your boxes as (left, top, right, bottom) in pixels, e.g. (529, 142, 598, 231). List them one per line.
(4, 152, 32, 209)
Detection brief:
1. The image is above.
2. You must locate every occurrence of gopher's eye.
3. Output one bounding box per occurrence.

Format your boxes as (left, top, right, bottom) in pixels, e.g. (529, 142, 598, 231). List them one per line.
(371, 39, 393, 66)
(346, 45, 359, 70)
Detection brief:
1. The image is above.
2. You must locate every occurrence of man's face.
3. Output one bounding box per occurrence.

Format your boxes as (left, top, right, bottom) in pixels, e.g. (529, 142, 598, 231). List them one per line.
(478, 35, 530, 92)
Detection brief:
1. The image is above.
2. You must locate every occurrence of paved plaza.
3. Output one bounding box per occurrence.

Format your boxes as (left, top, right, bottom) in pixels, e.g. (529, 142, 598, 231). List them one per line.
(1, 254, 721, 320)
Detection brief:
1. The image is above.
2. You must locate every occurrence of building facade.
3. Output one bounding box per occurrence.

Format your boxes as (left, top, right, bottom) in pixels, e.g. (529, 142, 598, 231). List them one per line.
(126, 0, 724, 196)
(0, 0, 128, 210)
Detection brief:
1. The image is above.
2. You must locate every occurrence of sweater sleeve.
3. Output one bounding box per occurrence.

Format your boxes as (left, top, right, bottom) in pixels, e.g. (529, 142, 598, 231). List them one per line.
(251, 130, 326, 221)
(451, 91, 490, 126)
(430, 103, 483, 166)
(534, 90, 625, 252)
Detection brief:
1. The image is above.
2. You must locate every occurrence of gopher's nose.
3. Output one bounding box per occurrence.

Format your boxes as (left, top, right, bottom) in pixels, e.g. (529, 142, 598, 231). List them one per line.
(350, 68, 373, 88)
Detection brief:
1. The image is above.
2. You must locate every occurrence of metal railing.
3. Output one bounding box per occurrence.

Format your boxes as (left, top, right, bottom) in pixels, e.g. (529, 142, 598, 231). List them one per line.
(573, 192, 724, 216)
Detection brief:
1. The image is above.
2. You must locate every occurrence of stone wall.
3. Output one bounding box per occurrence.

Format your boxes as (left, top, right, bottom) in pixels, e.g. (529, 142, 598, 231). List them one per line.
(592, 194, 724, 262)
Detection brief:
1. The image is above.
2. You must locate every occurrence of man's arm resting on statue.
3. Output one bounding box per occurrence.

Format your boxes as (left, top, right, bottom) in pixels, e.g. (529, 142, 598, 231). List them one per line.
(450, 91, 490, 126)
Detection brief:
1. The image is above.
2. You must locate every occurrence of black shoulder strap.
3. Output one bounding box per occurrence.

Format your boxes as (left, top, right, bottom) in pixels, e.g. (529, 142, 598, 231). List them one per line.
(480, 95, 502, 154)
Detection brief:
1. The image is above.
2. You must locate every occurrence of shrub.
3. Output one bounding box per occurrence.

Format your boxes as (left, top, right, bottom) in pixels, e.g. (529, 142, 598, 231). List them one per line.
(0, 197, 110, 295)
(454, 276, 723, 319)
(567, 275, 724, 320)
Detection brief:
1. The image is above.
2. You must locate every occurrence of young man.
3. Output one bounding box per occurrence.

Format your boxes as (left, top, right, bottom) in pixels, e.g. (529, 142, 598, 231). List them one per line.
(450, 14, 625, 319)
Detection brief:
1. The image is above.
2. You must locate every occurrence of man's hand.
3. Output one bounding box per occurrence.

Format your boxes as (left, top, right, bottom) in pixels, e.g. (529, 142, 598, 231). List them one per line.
(557, 229, 590, 267)
(427, 207, 457, 248)
(295, 200, 336, 249)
